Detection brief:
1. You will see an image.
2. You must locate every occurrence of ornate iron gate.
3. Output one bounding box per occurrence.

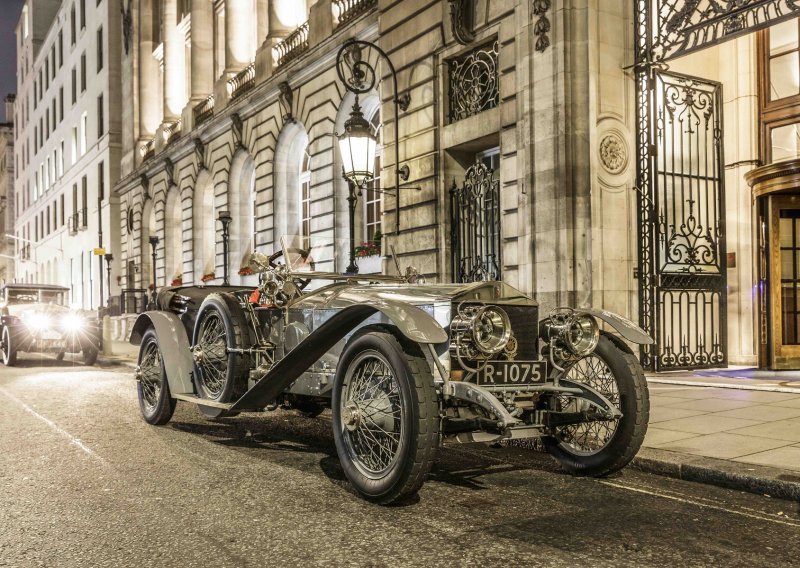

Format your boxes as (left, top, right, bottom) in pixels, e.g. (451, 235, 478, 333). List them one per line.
(634, 0, 800, 370)
(450, 161, 501, 282)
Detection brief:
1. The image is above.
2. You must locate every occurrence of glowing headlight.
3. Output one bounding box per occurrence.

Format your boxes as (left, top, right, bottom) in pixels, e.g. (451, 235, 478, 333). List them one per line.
(25, 312, 51, 331)
(62, 314, 86, 332)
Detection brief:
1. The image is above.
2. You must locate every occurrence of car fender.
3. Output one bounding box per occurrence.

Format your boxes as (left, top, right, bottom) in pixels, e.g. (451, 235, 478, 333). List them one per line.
(129, 311, 194, 395)
(577, 308, 654, 345)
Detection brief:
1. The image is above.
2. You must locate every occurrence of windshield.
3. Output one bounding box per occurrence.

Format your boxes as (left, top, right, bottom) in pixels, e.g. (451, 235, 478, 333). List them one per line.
(5, 289, 66, 305)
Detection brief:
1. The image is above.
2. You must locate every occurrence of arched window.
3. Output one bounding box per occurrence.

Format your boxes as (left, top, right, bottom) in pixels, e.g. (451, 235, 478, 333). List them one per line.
(228, 151, 257, 285)
(299, 149, 311, 247)
(164, 189, 182, 285)
(193, 171, 215, 283)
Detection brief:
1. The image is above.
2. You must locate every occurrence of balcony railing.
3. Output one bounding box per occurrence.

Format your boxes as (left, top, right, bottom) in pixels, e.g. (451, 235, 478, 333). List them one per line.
(228, 63, 256, 101)
(140, 139, 155, 161)
(273, 21, 310, 68)
(334, 0, 377, 27)
(68, 212, 79, 234)
(164, 120, 182, 146)
(193, 95, 215, 126)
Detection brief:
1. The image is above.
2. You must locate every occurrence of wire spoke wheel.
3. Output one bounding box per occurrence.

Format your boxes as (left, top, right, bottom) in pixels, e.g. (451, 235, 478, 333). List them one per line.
(138, 340, 163, 413)
(196, 312, 229, 399)
(554, 354, 620, 456)
(340, 351, 403, 478)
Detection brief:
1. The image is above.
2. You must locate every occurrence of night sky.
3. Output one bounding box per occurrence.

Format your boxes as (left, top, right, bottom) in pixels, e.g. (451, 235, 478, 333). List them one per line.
(0, 0, 27, 122)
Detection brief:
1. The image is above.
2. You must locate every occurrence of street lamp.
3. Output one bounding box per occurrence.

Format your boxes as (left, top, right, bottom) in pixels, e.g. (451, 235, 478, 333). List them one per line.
(338, 97, 378, 190)
(218, 210, 232, 285)
(104, 253, 113, 309)
(336, 39, 411, 275)
(149, 235, 159, 304)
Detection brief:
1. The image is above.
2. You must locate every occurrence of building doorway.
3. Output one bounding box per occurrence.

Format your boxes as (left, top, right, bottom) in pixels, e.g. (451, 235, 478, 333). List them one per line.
(634, 0, 800, 371)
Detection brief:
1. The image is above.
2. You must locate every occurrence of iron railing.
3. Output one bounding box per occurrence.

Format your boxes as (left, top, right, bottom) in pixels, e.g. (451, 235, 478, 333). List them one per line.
(120, 288, 147, 314)
(273, 21, 309, 68)
(164, 120, 182, 146)
(193, 95, 215, 126)
(334, 0, 377, 27)
(228, 63, 256, 100)
(447, 40, 500, 123)
(450, 161, 501, 282)
(68, 213, 79, 235)
(140, 139, 155, 161)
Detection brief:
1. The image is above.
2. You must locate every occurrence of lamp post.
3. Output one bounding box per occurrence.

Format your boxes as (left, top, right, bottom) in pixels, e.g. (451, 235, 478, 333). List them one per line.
(345, 179, 359, 274)
(336, 39, 410, 273)
(149, 235, 159, 304)
(218, 210, 232, 285)
(104, 253, 113, 309)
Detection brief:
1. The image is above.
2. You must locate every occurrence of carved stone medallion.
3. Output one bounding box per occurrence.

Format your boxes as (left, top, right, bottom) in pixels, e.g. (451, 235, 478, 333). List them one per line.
(599, 132, 628, 175)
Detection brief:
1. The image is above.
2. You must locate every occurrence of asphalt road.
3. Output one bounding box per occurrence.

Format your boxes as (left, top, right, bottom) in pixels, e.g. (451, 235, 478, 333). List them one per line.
(1, 360, 799, 568)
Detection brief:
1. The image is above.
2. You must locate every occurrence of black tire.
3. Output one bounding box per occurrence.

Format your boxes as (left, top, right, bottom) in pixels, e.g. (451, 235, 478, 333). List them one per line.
(55, 351, 65, 361)
(136, 328, 177, 426)
(1, 327, 17, 366)
(191, 293, 251, 405)
(332, 329, 439, 504)
(83, 347, 98, 366)
(543, 335, 649, 476)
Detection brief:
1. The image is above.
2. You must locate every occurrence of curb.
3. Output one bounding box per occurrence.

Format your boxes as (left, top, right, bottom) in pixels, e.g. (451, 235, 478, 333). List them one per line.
(632, 447, 800, 502)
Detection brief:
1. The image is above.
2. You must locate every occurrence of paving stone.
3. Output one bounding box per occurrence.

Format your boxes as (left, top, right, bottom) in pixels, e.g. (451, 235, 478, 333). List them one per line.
(642, 427, 700, 448)
(648, 406, 707, 424)
(769, 397, 800, 409)
(712, 405, 800, 422)
(709, 390, 800, 403)
(732, 445, 800, 472)
(728, 419, 800, 443)
(661, 397, 756, 412)
(650, 432, 792, 460)
(654, 414, 763, 435)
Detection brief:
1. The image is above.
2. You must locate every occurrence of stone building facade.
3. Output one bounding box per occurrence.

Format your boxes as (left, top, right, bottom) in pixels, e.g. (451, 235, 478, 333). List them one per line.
(0, 96, 15, 284)
(115, 0, 800, 369)
(13, 0, 123, 309)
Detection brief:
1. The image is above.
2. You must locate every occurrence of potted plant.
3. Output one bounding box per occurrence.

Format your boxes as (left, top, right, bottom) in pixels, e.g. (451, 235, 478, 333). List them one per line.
(238, 266, 254, 277)
(201, 272, 216, 283)
(355, 229, 382, 274)
(170, 275, 183, 286)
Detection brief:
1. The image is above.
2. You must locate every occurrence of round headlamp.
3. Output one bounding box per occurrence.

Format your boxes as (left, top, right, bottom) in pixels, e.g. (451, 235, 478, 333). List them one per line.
(62, 313, 86, 332)
(25, 312, 51, 331)
(565, 314, 599, 356)
(471, 306, 511, 355)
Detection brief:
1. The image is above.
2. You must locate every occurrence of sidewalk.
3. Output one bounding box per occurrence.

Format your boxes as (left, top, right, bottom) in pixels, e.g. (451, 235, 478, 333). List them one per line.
(101, 342, 800, 500)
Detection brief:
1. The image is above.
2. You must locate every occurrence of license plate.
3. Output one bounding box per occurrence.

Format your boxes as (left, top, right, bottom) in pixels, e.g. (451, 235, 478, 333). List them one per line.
(476, 360, 548, 387)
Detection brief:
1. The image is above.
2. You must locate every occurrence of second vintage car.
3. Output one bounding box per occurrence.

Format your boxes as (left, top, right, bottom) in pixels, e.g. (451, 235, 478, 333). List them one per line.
(131, 238, 651, 504)
(0, 283, 102, 366)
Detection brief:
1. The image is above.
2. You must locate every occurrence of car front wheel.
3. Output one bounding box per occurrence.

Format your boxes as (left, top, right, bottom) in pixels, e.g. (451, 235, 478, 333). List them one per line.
(332, 330, 439, 504)
(543, 335, 649, 476)
(1, 327, 17, 366)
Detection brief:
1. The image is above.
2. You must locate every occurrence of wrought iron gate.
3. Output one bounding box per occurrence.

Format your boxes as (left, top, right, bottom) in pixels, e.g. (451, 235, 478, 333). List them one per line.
(450, 161, 501, 282)
(634, 0, 800, 370)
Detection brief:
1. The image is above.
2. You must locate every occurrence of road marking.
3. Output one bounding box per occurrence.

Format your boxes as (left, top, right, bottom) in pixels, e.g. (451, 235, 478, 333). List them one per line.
(0, 387, 105, 464)
(599, 479, 800, 527)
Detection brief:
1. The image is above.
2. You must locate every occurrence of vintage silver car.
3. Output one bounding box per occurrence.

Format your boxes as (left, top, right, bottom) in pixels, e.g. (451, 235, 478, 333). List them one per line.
(131, 238, 651, 504)
(0, 283, 102, 366)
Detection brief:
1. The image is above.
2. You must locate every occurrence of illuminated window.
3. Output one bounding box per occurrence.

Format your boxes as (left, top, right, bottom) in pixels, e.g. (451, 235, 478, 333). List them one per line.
(760, 19, 800, 163)
(299, 149, 311, 246)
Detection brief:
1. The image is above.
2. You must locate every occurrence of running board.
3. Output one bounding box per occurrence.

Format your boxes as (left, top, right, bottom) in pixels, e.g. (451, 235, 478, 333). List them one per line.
(173, 393, 233, 409)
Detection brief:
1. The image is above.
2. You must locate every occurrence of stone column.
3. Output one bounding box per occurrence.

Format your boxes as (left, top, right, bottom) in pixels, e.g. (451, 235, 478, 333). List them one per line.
(162, 0, 186, 121)
(190, 0, 214, 100)
(256, 0, 268, 43)
(225, 0, 254, 72)
(138, 0, 160, 137)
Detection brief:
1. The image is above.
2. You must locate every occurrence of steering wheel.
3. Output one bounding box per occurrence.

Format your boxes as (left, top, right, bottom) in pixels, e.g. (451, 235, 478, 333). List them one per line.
(267, 247, 316, 291)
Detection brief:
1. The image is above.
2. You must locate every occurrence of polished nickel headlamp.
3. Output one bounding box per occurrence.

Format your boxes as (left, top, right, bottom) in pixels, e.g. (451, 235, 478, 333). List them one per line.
(451, 304, 512, 361)
(540, 308, 600, 367)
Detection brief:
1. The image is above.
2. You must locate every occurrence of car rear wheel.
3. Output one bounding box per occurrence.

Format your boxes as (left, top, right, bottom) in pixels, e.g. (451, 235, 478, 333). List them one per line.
(543, 335, 649, 476)
(136, 328, 176, 425)
(191, 294, 251, 417)
(1, 327, 17, 366)
(332, 330, 439, 504)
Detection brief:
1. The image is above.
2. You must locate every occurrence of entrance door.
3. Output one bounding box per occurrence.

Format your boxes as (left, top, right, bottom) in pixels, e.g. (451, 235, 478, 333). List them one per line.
(769, 196, 800, 368)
